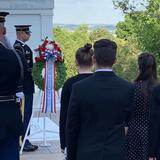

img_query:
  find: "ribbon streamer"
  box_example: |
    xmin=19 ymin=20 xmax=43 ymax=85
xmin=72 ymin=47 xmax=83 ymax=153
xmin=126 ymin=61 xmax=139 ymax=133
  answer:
xmin=42 ymin=59 xmax=56 ymax=113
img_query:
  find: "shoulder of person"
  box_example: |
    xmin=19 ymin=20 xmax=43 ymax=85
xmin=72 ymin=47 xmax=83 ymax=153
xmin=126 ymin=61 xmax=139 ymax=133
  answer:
xmin=62 ymin=75 xmax=79 ymax=88
xmin=14 ymin=42 xmax=23 ymax=49
xmin=116 ymin=75 xmax=134 ymax=88
xmin=72 ymin=75 xmax=93 ymax=88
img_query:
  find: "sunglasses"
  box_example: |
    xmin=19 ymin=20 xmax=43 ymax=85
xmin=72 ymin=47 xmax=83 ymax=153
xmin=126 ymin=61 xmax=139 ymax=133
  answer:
xmin=25 ymin=31 xmax=31 ymax=35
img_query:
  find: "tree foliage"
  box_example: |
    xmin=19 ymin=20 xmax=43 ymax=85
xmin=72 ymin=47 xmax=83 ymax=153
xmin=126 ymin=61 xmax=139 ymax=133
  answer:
xmin=54 ymin=25 xmax=91 ymax=80
xmin=113 ymin=0 xmax=160 ymax=76
xmin=54 ymin=25 xmax=139 ymax=82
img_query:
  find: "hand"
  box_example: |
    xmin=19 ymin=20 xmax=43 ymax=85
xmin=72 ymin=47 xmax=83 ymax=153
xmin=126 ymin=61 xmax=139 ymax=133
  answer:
xmin=61 ymin=149 xmax=65 ymax=153
xmin=16 ymin=92 xmax=24 ymax=98
xmin=124 ymin=127 xmax=128 ymax=135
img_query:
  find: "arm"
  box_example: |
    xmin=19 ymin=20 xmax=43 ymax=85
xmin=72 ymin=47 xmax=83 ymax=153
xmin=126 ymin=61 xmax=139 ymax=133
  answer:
xmin=66 ymin=84 xmax=80 ymax=160
xmin=14 ymin=44 xmax=31 ymax=73
xmin=149 ymin=86 xmax=160 ymax=158
xmin=124 ymin=84 xmax=135 ymax=134
xmin=59 ymin=81 xmax=70 ymax=150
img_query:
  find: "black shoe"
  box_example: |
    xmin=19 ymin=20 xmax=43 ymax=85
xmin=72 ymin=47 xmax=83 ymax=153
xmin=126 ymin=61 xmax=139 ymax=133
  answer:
xmin=30 ymin=144 xmax=38 ymax=150
xmin=27 ymin=142 xmax=39 ymax=150
xmin=23 ymin=144 xmax=38 ymax=152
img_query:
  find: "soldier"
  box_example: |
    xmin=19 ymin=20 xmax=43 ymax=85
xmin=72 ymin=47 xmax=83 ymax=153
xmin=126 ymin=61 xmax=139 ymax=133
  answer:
xmin=13 ymin=25 xmax=38 ymax=152
xmin=0 ymin=11 xmax=23 ymax=160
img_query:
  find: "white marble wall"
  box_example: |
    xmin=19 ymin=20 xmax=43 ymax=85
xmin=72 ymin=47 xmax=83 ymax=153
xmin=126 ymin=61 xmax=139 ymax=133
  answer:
xmin=0 ymin=0 xmax=54 ymax=50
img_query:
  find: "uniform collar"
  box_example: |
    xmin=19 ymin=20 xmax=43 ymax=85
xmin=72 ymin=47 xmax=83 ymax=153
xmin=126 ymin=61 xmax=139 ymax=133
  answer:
xmin=16 ymin=39 xmax=25 ymax=45
xmin=0 ymin=41 xmax=5 ymax=47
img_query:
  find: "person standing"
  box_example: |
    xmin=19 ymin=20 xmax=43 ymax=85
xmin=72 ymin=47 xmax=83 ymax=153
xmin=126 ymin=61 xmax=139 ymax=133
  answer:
xmin=66 ymin=39 xmax=134 ymax=160
xmin=60 ymin=43 xmax=93 ymax=154
xmin=126 ymin=53 xmax=158 ymax=160
xmin=13 ymin=25 xmax=38 ymax=152
xmin=149 ymin=84 xmax=160 ymax=160
xmin=0 ymin=11 xmax=23 ymax=160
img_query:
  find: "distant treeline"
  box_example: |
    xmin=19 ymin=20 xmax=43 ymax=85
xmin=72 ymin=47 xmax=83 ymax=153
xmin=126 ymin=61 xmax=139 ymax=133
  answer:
xmin=54 ymin=24 xmax=116 ymax=33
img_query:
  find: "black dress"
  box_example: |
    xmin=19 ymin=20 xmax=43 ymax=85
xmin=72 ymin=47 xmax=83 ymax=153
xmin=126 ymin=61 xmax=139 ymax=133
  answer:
xmin=59 ymin=73 xmax=92 ymax=150
xmin=126 ymin=82 xmax=150 ymax=160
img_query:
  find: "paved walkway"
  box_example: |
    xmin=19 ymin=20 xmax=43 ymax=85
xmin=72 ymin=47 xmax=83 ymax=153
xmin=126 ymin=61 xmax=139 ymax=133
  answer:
xmin=21 ymin=141 xmax=63 ymax=160
xmin=20 ymin=110 xmax=63 ymax=160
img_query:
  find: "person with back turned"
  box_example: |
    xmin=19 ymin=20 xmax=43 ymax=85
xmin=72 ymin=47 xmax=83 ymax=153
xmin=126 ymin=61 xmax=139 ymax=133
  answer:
xmin=66 ymin=39 xmax=134 ymax=160
xmin=0 ymin=11 xmax=23 ymax=160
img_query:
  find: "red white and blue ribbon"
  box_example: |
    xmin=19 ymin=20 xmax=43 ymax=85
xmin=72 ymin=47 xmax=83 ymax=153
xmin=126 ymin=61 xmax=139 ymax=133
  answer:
xmin=34 ymin=38 xmax=64 ymax=113
xmin=42 ymin=59 xmax=56 ymax=113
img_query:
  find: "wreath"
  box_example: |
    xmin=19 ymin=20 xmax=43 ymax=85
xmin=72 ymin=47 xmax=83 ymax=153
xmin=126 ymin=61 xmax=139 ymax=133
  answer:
xmin=32 ymin=38 xmax=66 ymax=91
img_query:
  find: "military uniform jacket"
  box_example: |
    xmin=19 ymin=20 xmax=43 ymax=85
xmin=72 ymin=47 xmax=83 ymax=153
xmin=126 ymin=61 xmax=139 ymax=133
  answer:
xmin=13 ymin=40 xmax=34 ymax=94
xmin=0 ymin=43 xmax=23 ymax=139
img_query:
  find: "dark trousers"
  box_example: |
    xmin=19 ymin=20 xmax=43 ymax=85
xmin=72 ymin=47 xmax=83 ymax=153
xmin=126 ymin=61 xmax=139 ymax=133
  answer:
xmin=22 ymin=93 xmax=33 ymax=146
xmin=0 ymin=136 xmax=20 ymax=160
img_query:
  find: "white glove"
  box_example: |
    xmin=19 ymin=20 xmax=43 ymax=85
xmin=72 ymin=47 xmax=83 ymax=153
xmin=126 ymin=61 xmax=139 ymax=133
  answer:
xmin=16 ymin=92 xmax=24 ymax=98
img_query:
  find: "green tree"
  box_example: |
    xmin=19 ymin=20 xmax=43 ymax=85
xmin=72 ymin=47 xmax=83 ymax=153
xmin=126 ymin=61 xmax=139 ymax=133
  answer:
xmin=54 ymin=25 xmax=140 ymax=82
xmin=113 ymin=0 xmax=160 ymax=76
xmin=89 ymin=28 xmax=115 ymax=43
xmin=54 ymin=25 xmax=91 ymax=80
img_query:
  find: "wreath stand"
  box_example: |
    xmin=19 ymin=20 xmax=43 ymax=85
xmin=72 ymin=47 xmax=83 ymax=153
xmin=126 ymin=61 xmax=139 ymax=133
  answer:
xmin=20 ymin=88 xmax=59 ymax=155
xmin=20 ymin=38 xmax=64 ymax=155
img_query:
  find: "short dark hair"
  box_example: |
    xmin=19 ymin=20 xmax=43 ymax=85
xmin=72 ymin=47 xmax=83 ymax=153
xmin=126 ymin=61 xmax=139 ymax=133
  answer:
xmin=76 ymin=43 xmax=94 ymax=67
xmin=93 ymin=39 xmax=117 ymax=67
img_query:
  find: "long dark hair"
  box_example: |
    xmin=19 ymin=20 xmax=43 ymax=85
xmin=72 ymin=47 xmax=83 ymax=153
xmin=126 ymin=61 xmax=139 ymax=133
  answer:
xmin=135 ymin=52 xmax=157 ymax=96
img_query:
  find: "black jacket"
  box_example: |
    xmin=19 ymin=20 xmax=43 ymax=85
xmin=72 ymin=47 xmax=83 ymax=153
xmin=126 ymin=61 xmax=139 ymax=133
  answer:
xmin=66 ymin=71 xmax=134 ymax=160
xmin=149 ymin=84 xmax=160 ymax=159
xmin=13 ymin=40 xmax=34 ymax=94
xmin=0 ymin=43 xmax=23 ymax=139
xmin=60 ymin=73 xmax=92 ymax=149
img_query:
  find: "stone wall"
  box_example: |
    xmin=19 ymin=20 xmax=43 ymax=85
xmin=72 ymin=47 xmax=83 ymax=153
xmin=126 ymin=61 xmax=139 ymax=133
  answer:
xmin=0 ymin=0 xmax=54 ymax=10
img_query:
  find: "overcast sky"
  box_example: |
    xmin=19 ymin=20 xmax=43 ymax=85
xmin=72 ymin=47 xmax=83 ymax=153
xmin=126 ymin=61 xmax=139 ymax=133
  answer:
xmin=54 ymin=0 xmax=124 ymax=24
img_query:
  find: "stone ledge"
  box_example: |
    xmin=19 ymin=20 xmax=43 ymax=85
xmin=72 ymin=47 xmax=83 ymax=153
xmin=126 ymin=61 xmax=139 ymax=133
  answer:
xmin=0 ymin=0 xmax=54 ymax=10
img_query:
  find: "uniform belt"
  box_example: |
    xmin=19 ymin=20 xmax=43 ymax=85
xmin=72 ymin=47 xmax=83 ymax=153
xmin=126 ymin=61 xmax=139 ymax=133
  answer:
xmin=0 ymin=95 xmax=16 ymax=102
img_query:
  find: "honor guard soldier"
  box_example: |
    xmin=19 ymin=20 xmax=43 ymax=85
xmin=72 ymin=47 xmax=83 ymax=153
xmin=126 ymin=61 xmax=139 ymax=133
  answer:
xmin=13 ymin=25 xmax=38 ymax=152
xmin=0 ymin=11 xmax=24 ymax=160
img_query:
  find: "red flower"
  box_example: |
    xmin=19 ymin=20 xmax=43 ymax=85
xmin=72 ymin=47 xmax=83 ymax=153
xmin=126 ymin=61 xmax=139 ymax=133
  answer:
xmin=35 ymin=56 xmax=45 ymax=62
xmin=57 ymin=47 xmax=61 ymax=52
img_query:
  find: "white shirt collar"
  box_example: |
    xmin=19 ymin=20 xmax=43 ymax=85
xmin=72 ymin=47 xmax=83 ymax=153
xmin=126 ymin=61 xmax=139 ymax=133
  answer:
xmin=96 ymin=68 xmax=113 ymax=72
xmin=17 ymin=39 xmax=25 ymax=45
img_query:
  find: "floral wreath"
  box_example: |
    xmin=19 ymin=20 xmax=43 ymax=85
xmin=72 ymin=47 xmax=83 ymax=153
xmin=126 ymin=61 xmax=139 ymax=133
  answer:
xmin=32 ymin=37 xmax=66 ymax=91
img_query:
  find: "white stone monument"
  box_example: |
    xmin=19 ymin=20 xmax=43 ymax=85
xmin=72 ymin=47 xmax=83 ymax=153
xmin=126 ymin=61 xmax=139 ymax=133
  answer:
xmin=0 ymin=0 xmax=54 ymax=49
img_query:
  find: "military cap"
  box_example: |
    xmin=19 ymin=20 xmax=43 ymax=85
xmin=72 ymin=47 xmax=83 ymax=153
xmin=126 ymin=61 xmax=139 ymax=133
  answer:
xmin=14 ymin=25 xmax=32 ymax=33
xmin=0 ymin=12 xmax=9 ymax=23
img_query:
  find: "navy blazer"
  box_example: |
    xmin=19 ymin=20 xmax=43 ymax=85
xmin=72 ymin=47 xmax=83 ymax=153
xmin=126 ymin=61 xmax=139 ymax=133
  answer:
xmin=66 ymin=71 xmax=134 ymax=160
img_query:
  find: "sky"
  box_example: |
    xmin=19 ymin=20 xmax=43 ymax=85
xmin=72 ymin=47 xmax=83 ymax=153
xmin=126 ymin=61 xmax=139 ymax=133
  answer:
xmin=54 ymin=0 xmax=124 ymax=25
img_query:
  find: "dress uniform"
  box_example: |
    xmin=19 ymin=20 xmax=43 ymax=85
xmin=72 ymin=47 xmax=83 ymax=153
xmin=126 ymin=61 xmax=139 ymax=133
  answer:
xmin=0 ymin=12 xmax=23 ymax=160
xmin=13 ymin=25 xmax=38 ymax=151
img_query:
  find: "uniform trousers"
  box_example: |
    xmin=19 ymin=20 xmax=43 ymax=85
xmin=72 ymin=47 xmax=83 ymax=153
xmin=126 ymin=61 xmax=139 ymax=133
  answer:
xmin=22 ymin=93 xmax=33 ymax=146
xmin=0 ymin=136 xmax=19 ymax=160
